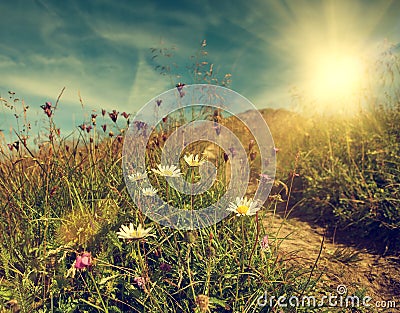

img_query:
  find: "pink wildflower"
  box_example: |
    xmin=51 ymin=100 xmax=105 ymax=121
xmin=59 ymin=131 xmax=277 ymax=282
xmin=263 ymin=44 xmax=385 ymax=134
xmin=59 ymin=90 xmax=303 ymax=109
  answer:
xmin=74 ymin=252 xmax=93 ymax=269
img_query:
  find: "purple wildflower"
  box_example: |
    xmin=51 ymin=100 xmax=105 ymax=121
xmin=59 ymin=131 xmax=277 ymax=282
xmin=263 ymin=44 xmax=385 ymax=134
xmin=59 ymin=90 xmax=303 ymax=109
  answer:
xmin=213 ymin=123 xmax=221 ymax=136
xmin=259 ymin=173 xmax=272 ymax=182
xmin=228 ymin=147 xmax=237 ymax=158
xmin=176 ymin=83 xmax=185 ymax=97
xmin=160 ymin=262 xmax=172 ymax=272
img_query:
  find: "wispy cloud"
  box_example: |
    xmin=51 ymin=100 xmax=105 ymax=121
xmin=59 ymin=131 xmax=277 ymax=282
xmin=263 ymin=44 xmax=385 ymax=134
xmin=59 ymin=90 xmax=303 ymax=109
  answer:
xmin=127 ymin=52 xmax=170 ymax=111
xmin=1 ymin=0 xmax=400 ymax=128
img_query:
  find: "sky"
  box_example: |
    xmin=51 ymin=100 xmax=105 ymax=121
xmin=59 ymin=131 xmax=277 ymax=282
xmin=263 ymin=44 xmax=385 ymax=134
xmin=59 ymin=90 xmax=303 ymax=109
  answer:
xmin=0 ymin=0 xmax=399 ymax=137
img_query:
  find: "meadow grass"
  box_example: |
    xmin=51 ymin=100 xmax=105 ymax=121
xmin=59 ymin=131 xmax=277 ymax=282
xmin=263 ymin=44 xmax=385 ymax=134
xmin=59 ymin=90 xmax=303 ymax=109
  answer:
xmin=267 ymin=102 xmax=400 ymax=253
xmin=0 ymin=41 xmax=399 ymax=312
xmin=0 ymin=91 xmax=322 ymax=312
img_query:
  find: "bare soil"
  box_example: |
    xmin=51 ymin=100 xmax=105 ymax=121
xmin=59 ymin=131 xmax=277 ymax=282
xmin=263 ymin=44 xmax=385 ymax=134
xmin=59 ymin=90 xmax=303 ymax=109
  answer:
xmin=264 ymin=213 xmax=400 ymax=311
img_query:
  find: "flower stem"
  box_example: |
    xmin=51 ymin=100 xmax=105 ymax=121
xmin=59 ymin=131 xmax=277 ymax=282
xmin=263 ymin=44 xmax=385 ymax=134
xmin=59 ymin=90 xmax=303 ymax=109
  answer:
xmin=248 ymin=211 xmax=260 ymax=266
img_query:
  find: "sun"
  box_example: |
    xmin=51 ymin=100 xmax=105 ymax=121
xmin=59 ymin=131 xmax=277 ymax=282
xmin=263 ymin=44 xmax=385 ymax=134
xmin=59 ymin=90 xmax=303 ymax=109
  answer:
xmin=307 ymin=49 xmax=365 ymax=113
xmin=264 ymin=0 xmax=395 ymax=116
xmin=312 ymin=54 xmax=362 ymax=100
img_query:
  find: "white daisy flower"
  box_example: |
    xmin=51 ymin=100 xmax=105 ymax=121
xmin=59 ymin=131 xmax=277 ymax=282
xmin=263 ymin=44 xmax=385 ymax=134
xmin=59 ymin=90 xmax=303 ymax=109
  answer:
xmin=227 ymin=197 xmax=262 ymax=216
xmin=183 ymin=153 xmax=205 ymax=167
xmin=151 ymin=164 xmax=182 ymax=177
xmin=141 ymin=186 xmax=158 ymax=196
xmin=116 ymin=223 xmax=154 ymax=240
xmin=128 ymin=172 xmax=147 ymax=182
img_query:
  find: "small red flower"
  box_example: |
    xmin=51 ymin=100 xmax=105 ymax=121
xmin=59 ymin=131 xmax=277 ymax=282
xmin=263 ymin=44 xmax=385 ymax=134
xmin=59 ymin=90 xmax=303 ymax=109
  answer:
xmin=121 ymin=112 xmax=130 ymax=119
xmin=49 ymin=186 xmax=58 ymax=197
xmin=40 ymin=101 xmax=53 ymax=117
xmin=109 ymin=110 xmax=119 ymax=123
xmin=13 ymin=141 xmax=19 ymax=151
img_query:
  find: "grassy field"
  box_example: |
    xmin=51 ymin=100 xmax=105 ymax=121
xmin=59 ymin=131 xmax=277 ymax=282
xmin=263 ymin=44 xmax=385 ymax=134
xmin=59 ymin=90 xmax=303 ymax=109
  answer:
xmin=262 ymin=104 xmax=400 ymax=253
xmin=0 ymin=44 xmax=399 ymax=313
xmin=0 ymin=89 xmax=398 ymax=312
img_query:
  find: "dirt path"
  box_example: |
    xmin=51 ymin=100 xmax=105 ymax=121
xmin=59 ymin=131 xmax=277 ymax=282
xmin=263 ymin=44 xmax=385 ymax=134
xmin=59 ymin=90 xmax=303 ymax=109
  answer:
xmin=264 ymin=213 xmax=400 ymax=309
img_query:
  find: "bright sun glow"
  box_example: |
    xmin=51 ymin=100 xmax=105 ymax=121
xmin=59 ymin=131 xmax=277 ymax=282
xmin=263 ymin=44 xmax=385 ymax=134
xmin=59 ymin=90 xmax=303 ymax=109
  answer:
xmin=275 ymin=0 xmax=382 ymax=115
xmin=302 ymin=47 xmax=367 ymax=114
xmin=311 ymin=52 xmax=363 ymax=101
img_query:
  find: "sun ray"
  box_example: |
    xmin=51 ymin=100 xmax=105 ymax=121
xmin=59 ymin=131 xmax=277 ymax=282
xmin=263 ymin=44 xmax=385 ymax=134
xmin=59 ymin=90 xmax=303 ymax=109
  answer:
xmin=263 ymin=0 xmax=396 ymax=114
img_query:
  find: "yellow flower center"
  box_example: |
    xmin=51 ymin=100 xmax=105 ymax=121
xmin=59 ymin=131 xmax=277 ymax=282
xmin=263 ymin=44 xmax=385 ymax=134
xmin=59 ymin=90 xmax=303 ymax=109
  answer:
xmin=237 ymin=205 xmax=249 ymax=215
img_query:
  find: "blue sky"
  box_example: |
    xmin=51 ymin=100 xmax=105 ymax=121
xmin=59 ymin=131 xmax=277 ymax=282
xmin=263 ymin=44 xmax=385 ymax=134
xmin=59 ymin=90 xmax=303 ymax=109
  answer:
xmin=0 ymin=0 xmax=399 ymax=136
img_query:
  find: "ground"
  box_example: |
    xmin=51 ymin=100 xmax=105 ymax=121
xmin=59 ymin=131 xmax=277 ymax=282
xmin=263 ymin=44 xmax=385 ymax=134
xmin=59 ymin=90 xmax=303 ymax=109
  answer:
xmin=265 ymin=213 xmax=400 ymax=310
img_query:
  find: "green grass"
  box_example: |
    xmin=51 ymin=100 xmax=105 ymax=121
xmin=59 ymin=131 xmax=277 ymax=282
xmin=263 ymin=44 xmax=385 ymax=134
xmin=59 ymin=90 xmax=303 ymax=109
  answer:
xmin=2 ymin=90 xmax=398 ymax=312
xmin=0 ymin=91 xmax=321 ymax=312
xmin=269 ymin=103 xmax=400 ymax=252
xmin=0 ymin=41 xmax=399 ymax=312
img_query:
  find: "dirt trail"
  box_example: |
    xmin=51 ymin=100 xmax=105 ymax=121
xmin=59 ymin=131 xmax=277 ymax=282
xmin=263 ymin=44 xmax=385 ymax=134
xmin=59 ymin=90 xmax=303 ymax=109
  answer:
xmin=264 ymin=213 xmax=400 ymax=306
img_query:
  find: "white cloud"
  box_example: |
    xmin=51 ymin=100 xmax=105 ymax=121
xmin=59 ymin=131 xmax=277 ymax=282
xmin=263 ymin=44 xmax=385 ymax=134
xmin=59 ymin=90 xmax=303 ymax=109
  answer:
xmin=0 ymin=55 xmax=16 ymax=68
